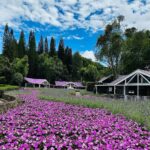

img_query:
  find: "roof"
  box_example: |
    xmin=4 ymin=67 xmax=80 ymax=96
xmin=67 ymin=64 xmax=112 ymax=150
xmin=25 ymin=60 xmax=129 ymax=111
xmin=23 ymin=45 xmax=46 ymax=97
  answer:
xmin=98 ymin=74 xmax=113 ymax=83
xmin=114 ymin=69 xmax=150 ymax=85
xmin=96 ymin=69 xmax=150 ymax=87
xmin=109 ymin=75 xmax=127 ymax=85
xmin=55 ymin=81 xmax=84 ymax=87
xmin=25 ymin=77 xmax=50 ymax=85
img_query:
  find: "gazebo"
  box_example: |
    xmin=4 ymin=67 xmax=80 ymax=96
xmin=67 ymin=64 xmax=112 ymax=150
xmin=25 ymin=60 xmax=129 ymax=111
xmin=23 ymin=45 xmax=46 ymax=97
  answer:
xmin=24 ymin=77 xmax=50 ymax=88
xmin=95 ymin=69 xmax=150 ymax=100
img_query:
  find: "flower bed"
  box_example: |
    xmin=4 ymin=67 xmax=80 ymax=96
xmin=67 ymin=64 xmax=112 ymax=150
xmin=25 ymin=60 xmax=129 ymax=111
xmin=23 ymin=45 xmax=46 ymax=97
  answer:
xmin=0 ymin=90 xmax=150 ymax=149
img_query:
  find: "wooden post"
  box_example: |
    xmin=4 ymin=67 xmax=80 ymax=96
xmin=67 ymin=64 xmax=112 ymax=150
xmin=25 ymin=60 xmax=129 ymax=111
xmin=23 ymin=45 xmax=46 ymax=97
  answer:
xmin=114 ymin=86 xmax=116 ymax=95
xmin=95 ymin=86 xmax=97 ymax=94
xmin=124 ymin=85 xmax=127 ymax=101
xmin=137 ymin=74 xmax=140 ymax=100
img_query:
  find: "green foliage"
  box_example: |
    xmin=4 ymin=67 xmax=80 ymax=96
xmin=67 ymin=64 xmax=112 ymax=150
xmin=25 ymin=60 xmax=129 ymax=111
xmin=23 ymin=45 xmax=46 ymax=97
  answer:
xmin=96 ymin=16 xmax=124 ymax=77
xmin=12 ymin=73 xmax=23 ymax=85
xmin=18 ymin=30 xmax=26 ymax=58
xmin=37 ymin=54 xmax=64 ymax=83
xmin=64 ymin=47 xmax=73 ymax=74
xmin=3 ymin=25 xmax=16 ymax=61
xmin=0 ymin=55 xmax=28 ymax=85
xmin=2 ymin=24 xmax=105 ymax=84
xmin=120 ymin=30 xmax=150 ymax=74
xmin=44 ymin=37 xmax=48 ymax=53
xmin=0 ymin=56 xmax=12 ymax=84
xmin=58 ymin=38 xmax=65 ymax=63
xmin=28 ymin=31 xmax=37 ymax=77
xmin=72 ymin=52 xmax=83 ymax=80
xmin=72 ymin=52 xmax=103 ymax=81
xmin=38 ymin=35 xmax=44 ymax=54
xmin=12 ymin=55 xmax=29 ymax=77
xmin=80 ymin=64 xmax=99 ymax=82
xmin=49 ymin=37 xmax=56 ymax=57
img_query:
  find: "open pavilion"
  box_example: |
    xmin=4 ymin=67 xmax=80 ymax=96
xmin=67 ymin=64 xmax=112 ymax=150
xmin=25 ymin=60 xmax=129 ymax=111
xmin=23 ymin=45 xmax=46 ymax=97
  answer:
xmin=24 ymin=77 xmax=50 ymax=88
xmin=95 ymin=69 xmax=150 ymax=100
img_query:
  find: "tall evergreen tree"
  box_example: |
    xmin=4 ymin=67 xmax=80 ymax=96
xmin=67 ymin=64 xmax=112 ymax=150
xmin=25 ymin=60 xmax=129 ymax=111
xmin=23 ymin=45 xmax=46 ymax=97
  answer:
xmin=38 ymin=35 xmax=44 ymax=54
xmin=28 ymin=30 xmax=37 ymax=77
xmin=50 ymin=37 xmax=56 ymax=57
xmin=11 ymin=38 xmax=18 ymax=59
xmin=18 ymin=30 xmax=26 ymax=58
xmin=65 ymin=47 xmax=72 ymax=74
xmin=9 ymin=29 xmax=17 ymax=61
xmin=58 ymin=38 xmax=65 ymax=63
xmin=3 ymin=24 xmax=12 ymax=60
xmin=44 ymin=37 xmax=48 ymax=53
xmin=67 ymin=48 xmax=73 ymax=74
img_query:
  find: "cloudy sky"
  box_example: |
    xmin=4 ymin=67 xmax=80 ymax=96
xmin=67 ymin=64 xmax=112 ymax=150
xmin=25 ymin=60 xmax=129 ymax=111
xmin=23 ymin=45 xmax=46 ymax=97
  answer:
xmin=0 ymin=0 xmax=149 ymax=61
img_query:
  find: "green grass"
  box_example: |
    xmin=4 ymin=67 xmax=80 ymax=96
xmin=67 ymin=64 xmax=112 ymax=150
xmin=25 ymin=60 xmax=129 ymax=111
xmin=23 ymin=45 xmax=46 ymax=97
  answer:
xmin=39 ymin=88 xmax=150 ymax=129
xmin=0 ymin=84 xmax=19 ymax=91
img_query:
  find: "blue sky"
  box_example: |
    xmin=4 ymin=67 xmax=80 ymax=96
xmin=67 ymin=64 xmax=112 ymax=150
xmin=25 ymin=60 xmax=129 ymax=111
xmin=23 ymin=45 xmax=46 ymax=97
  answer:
xmin=0 ymin=0 xmax=149 ymax=61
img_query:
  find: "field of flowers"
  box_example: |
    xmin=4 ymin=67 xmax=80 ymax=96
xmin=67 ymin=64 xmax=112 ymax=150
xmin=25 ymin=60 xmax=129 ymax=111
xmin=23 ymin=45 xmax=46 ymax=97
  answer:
xmin=40 ymin=88 xmax=150 ymax=129
xmin=0 ymin=89 xmax=150 ymax=149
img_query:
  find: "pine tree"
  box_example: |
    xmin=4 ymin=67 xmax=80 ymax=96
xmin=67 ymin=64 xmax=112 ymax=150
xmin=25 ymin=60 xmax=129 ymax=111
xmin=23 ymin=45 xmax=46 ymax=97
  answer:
xmin=28 ymin=30 xmax=37 ymax=77
xmin=38 ymin=35 xmax=44 ymax=54
xmin=3 ymin=24 xmax=12 ymax=60
xmin=44 ymin=37 xmax=48 ymax=53
xmin=11 ymin=38 xmax=18 ymax=59
xmin=50 ymin=37 xmax=56 ymax=57
xmin=18 ymin=30 xmax=26 ymax=58
xmin=9 ymin=29 xmax=16 ymax=61
xmin=65 ymin=47 xmax=72 ymax=74
xmin=58 ymin=38 xmax=65 ymax=63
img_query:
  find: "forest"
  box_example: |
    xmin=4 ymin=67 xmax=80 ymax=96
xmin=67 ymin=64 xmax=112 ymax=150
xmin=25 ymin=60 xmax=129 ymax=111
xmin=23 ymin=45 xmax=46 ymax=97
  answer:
xmin=1 ymin=15 xmax=150 ymax=86
xmin=0 ymin=24 xmax=104 ymax=85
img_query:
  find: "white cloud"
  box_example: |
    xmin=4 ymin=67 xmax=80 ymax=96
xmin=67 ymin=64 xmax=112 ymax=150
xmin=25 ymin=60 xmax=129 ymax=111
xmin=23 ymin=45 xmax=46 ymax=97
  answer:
xmin=81 ymin=50 xmax=97 ymax=62
xmin=65 ymin=35 xmax=84 ymax=40
xmin=0 ymin=0 xmax=150 ymax=32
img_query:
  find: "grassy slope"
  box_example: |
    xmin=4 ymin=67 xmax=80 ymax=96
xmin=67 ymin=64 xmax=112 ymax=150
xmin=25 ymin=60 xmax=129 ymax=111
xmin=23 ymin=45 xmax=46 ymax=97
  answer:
xmin=39 ymin=88 xmax=150 ymax=129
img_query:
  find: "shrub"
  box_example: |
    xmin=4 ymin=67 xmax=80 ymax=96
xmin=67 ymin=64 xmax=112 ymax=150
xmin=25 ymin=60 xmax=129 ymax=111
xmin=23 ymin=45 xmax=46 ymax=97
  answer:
xmin=12 ymin=73 xmax=23 ymax=86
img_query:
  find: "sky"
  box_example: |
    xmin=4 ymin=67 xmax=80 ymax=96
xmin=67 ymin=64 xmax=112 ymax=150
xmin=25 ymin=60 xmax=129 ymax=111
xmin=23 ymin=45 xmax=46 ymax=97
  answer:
xmin=0 ymin=0 xmax=149 ymax=61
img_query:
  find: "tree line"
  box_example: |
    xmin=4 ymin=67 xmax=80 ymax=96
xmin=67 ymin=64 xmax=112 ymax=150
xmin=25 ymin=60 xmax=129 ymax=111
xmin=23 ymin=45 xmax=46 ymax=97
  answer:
xmin=96 ymin=16 xmax=150 ymax=79
xmin=0 ymin=24 xmax=104 ymax=85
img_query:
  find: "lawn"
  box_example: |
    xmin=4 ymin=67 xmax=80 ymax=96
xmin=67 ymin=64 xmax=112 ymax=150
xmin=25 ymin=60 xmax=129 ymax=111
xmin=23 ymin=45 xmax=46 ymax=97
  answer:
xmin=40 ymin=88 xmax=150 ymax=129
xmin=0 ymin=89 xmax=149 ymax=149
xmin=0 ymin=84 xmax=19 ymax=91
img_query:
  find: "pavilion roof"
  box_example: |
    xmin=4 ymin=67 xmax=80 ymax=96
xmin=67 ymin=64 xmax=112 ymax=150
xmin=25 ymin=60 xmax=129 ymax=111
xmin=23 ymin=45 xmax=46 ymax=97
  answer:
xmin=25 ymin=77 xmax=50 ymax=85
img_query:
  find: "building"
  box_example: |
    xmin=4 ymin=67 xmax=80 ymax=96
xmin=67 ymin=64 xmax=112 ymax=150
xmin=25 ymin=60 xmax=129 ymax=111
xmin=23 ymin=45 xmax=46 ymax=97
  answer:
xmin=95 ymin=69 xmax=150 ymax=99
xmin=24 ymin=77 xmax=50 ymax=88
xmin=55 ymin=81 xmax=85 ymax=89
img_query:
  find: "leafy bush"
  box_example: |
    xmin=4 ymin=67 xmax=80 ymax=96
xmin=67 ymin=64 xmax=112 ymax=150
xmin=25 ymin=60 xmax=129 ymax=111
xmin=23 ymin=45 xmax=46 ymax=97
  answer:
xmin=12 ymin=73 xmax=23 ymax=85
